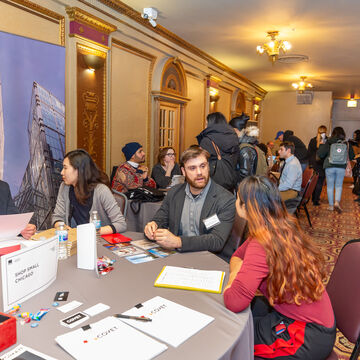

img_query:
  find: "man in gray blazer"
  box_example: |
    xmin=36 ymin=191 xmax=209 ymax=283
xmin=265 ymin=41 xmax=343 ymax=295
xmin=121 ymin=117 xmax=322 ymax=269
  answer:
xmin=144 ymin=146 xmax=235 ymax=254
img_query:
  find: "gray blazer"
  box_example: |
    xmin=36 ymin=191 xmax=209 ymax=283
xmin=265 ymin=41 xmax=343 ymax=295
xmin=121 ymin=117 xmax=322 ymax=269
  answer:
xmin=152 ymin=180 xmax=235 ymax=253
xmin=0 ymin=180 xmax=19 ymax=215
xmin=52 ymin=183 xmax=127 ymax=233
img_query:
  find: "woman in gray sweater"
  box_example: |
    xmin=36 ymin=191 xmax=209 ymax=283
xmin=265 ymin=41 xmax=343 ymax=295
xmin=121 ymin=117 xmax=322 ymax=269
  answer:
xmin=52 ymin=149 xmax=126 ymax=234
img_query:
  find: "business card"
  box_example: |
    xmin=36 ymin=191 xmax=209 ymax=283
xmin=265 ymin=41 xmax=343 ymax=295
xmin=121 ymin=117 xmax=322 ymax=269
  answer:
xmin=60 ymin=312 xmax=89 ymax=328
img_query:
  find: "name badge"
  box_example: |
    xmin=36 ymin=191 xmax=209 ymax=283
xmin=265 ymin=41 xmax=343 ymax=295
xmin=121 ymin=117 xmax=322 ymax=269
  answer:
xmin=203 ymin=214 xmax=221 ymax=230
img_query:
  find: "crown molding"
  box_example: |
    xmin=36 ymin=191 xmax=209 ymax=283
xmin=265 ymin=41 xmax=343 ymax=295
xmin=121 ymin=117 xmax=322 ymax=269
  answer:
xmin=66 ymin=6 xmax=117 ymax=34
xmin=96 ymin=0 xmax=266 ymax=95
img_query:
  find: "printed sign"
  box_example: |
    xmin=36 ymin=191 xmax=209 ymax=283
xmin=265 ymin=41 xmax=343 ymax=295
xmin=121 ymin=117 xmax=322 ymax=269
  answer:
xmin=1 ymin=237 xmax=58 ymax=311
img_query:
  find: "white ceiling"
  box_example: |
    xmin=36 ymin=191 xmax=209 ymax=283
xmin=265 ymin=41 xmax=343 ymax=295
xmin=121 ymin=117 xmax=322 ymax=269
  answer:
xmin=123 ymin=0 xmax=360 ymax=99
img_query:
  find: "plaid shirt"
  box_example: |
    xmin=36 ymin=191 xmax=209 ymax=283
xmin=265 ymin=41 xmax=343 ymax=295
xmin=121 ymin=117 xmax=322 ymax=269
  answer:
xmin=111 ymin=162 xmax=156 ymax=193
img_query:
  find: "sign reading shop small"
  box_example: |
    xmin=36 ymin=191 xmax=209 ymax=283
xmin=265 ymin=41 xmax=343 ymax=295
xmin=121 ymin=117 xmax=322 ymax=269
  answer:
xmin=1 ymin=237 xmax=58 ymax=312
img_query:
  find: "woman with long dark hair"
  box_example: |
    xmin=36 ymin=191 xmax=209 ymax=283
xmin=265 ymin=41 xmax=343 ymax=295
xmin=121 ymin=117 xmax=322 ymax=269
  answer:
xmin=317 ymin=126 xmax=354 ymax=212
xmin=224 ymin=176 xmax=335 ymax=359
xmin=52 ymin=149 xmax=126 ymax=234
xmin=307 ymin=125 xmax=327 ymax=205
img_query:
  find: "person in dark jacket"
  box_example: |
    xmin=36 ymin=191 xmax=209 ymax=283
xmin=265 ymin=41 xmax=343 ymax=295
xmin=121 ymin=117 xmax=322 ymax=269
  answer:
xmin=196 ymin=112 xmax=239 ymax=191
xmin=308 ymin=125 xmax=328 ymax=205
xmin=151 ymin=147 xmax=181 ymax=188
xmin=237 ymin=126 xmax=263 ymax=183
xmin=317 ymin=127 xmax=354 ymax=213
xmin=283 ymin=130 xmax=308 ymax=172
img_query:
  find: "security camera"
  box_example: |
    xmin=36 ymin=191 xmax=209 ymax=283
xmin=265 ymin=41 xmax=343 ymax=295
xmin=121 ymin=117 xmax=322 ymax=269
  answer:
xmin=141 ymin=7 xmax=158 ymax=27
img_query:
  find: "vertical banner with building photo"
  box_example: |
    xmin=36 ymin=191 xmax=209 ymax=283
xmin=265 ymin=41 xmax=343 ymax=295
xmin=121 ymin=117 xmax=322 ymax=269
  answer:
xmin=0 ymin=31 xmax=65 ymax=230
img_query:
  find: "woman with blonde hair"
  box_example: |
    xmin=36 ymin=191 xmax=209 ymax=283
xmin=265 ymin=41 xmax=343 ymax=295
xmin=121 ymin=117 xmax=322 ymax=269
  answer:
xmin=224 ymin=176 xmax=335 ymax=359
xmin=307 ymin=125 xmax=327 ymax=205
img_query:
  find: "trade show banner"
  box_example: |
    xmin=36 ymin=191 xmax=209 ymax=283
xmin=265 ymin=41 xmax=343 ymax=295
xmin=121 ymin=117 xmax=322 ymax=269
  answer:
xmin=0 ymin=31 xmax=65 ymax=229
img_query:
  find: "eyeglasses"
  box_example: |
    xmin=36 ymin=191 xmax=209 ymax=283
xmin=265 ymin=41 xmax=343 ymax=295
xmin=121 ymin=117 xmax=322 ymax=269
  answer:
xmin=166 ymin=153 xmax=176 ymax=157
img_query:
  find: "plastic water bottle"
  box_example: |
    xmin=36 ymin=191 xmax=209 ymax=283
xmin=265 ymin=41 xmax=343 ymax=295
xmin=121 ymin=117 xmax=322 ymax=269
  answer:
xmin=91 ymin=210 xmax=101 ymax=243
xmin=57 ymin=222 xmax=68 ymax=260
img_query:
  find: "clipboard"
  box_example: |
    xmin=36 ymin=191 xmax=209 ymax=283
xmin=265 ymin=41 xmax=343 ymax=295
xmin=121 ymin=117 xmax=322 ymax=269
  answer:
xmin=154 ymin=266 xmax=225 ymax=293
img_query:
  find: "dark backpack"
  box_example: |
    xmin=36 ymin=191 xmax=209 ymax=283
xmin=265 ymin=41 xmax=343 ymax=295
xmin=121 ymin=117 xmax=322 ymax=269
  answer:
xmin=209 ymin=141 xmax=237 ymax=192
xmin=329 ymin=141 xmax=348 ymax=165
xmin=125 ymin=186 xmax=165 ymax=214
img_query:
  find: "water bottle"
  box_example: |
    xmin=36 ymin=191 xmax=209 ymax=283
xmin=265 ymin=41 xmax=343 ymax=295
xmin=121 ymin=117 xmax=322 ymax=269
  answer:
xmin=57 ymin=222 xmax=68 ymax=260
xmin=91 ymin=210 xmax=101 ymax=243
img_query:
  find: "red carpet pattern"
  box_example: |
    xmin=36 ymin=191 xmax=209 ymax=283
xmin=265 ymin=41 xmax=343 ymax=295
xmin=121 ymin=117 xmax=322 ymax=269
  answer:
xmin=297 ymin=180 xmax=359 ymax=359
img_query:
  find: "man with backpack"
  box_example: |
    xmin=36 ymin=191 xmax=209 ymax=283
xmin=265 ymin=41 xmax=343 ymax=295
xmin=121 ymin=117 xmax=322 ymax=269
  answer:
xmin=236 ymin=126 xmax=268 ymax=184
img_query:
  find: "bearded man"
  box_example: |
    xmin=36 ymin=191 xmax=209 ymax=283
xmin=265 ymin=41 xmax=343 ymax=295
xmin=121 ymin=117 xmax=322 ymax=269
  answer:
xmin=144 ymin=146 xmax=235 ymax=254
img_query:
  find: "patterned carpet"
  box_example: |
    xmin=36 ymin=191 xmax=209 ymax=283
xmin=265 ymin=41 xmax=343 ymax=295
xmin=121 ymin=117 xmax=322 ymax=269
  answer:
xmin=297 ymin=178 xmax=359 ymax=359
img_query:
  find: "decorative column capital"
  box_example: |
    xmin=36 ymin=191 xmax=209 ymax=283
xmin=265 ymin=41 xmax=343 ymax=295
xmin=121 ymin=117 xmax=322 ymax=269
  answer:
xmin=66 ymin=6 xmax=117 ymax=47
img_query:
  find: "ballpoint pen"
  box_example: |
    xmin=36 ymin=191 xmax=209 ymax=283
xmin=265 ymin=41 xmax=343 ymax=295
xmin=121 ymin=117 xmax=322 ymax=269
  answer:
xmin=114 ymin=314 xmax=152 ymax=322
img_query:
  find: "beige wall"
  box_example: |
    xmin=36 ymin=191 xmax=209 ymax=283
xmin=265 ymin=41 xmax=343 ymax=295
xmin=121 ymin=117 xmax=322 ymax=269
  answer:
xmin=110 ymin=44 xmax=152 ymax=167
xmin=261 ymin=91 xmax=332 ymax=145
xmin=217 ymin=86 xmax=232 ymax=120
xmin=0 ymin=2 xmax=62 ymax=46
xmin=184 ymin=75 xmax=205 ymax=148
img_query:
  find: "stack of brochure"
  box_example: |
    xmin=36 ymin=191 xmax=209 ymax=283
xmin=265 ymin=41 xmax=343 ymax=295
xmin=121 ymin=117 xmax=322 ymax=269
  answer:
xmin=103 ymin=239 xmax=175 ymax=264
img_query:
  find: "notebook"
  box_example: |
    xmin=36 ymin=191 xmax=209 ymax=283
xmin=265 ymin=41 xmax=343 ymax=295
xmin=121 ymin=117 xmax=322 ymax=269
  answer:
xmin=119 ymin=296 xmax=214 ymax=347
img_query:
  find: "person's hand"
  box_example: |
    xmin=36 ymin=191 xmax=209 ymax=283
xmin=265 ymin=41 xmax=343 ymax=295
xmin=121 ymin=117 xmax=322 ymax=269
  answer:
xmin=20 ymin=224 xmax=36 ymax=240
xmin=165 ymin=159 xmax=175 ymax=173
xmin=144 ymin=221 xmax=158 ymax=240
xmin=138 ymin=165 xmax=148 ymax=179
xmin=154 ymin=229 xmax=181 ymax=249
xmin=224 ymin=258 xmax=243 ymax=292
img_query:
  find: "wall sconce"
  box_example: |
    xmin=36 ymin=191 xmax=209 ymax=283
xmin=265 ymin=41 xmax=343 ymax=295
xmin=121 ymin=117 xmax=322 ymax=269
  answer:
xmin=347 ymin=93 xmax=357 ymax=108
xmin=209 ymin=87 xmax=220 ymax=103
xmin=83 ymin=54 xmax=104 ymax=72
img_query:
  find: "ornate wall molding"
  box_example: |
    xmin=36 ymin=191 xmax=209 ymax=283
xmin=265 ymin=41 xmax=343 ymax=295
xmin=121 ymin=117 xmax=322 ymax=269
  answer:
xmin=76 ymin=43 xmax=107 ymax=170
xmin=1 ymin=0 xmax=65 ymax=45
xmin=66 ymin=6 xmax=116 ymax=47
xmin=66 ymin=6 xmax=117 ymax=34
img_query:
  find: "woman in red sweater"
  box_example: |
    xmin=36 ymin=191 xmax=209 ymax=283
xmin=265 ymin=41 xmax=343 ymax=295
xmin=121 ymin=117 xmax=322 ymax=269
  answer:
xmin=224 ymin=176 xmax=335 ymax=359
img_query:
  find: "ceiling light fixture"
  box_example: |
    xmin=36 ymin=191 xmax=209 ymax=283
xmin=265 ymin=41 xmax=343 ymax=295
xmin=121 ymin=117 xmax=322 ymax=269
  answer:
xmin=256 ymin=31 xmax=291 ymax=63
xmin=292 ymin=76 xmax=313 ymax=93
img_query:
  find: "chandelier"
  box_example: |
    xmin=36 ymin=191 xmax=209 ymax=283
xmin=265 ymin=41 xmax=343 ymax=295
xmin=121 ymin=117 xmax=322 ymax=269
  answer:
xmin=292 ymin=76 xmax=313 ymax=93
xmin=256 ymin=31 xmax=291 ymax=63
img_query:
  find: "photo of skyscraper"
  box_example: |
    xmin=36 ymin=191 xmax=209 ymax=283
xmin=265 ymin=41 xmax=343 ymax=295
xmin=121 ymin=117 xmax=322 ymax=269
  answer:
xmin=0 ymin=30 xmax=65 ymax=228
xmin=14 ymin=82 xmax=65 ymax=229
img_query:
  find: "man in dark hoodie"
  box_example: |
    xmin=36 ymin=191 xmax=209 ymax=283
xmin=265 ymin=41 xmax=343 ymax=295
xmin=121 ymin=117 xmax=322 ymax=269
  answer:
xmin=197 ymin=112 xmax=239 ymax=191
xmin=283 ymin=130 xmax=309 ymax=172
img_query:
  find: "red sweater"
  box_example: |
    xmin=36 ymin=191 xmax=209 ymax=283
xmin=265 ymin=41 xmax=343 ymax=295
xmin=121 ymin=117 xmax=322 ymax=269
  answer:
xmin=111 ymin=162 xmax=156 ymax=193
xmin=224 ymin=239 xmax=334 ymax=328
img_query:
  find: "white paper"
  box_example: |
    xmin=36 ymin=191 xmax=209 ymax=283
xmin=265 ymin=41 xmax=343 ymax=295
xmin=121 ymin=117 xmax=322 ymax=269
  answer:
xmin=1 ymin=237 xmax=58 ymax=312
xmin=0 ymin=212 xmax=33 ymax=239
xmin=83 ymin=303 xmax=110 ymax=316
xmin=120 ymin=296 xmax=214 ymax=347
xmin=57 ymin=300 xmax=83 ymax=313
xmin=55 ymin=316 xmax=167 ymax=360
xmin=155 ymin=266 xmax=225 ymax=293
xmin=77 ymin=223 xmax=97 ymax=271
xmin=0 ymin=344 xmax=57 ymax=359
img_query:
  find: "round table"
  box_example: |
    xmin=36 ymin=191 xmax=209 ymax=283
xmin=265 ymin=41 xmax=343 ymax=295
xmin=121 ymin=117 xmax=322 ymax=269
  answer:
xmin=4 ymin=232 xmax=253 ymax=359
